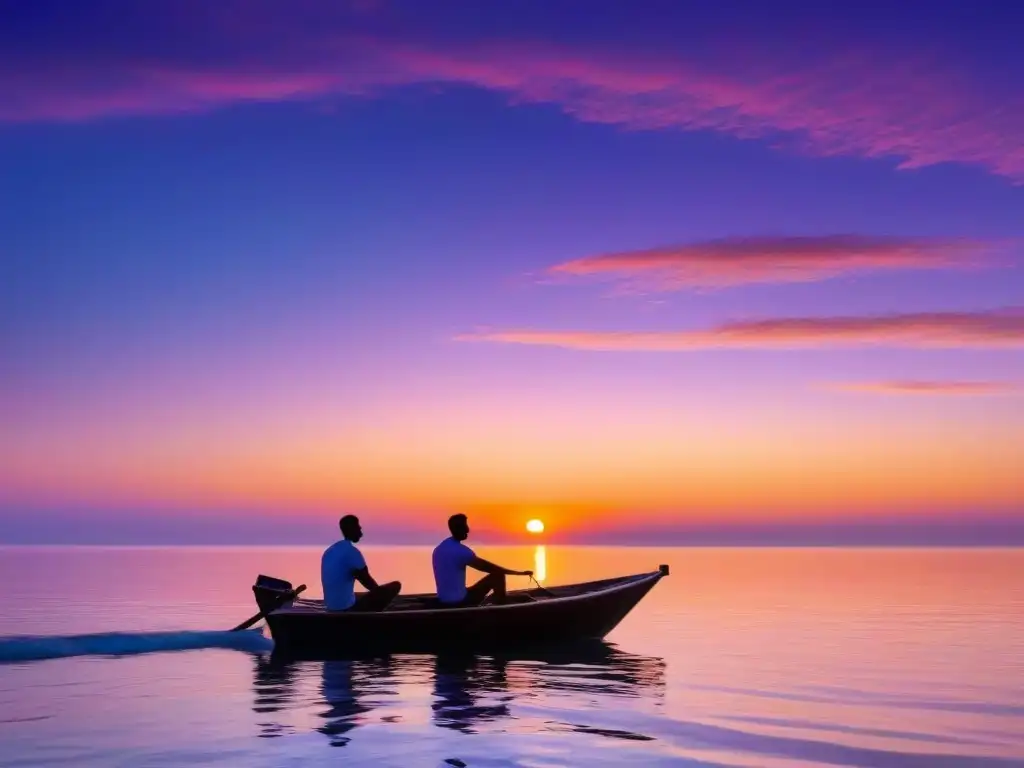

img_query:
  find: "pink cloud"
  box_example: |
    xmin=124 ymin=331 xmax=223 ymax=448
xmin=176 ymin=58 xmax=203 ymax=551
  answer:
xmin=377 ymin=42 xmax=1024 ymax=181
xmin=547 ymin=235 xmax=999 ymax=291
xmin=457 ymin=308 xmax=1024 ymax=351
xmin=0 ymin=70 xmax=347 ymax=122
xmin=1 ymin=19 xmax=1023 ymax=181
xmin=825 ymin=380 xmax=1022 ymax=396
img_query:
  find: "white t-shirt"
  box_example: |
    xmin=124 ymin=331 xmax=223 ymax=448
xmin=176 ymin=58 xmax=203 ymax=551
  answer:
xmin=321 ymin=540 xmax=366 ymax=611
xmin=432 ymin=537 xmax=476 ymax=604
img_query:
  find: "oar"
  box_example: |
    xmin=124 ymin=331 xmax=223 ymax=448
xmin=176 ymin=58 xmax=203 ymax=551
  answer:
xmin=230 ymin=584 xmax=306 ymax=632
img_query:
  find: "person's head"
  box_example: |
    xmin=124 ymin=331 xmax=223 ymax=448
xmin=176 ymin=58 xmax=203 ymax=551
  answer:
xmin=339 ymin=514 xmax=362 ymax=543
xmin=447 ymin=513 xmax=469 ymax=541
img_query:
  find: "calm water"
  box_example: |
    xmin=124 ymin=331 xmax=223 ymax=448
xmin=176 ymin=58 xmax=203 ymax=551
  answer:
xmin=0 ymin=546 xmax=1022 ymax=767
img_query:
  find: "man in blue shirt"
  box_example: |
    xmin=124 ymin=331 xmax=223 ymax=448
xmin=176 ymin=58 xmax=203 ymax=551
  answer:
xmin=432 ymin=513 xmax=532 ymax=606
xmin=322 ymin=515 xmax=401 ymax=612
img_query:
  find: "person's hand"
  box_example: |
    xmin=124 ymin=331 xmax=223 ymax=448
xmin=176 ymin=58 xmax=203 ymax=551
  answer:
xmin=521 ymin=569 xmax=534 ymax=577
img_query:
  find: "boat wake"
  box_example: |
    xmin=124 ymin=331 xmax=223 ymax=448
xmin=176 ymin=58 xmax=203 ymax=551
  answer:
xmin=0 ymin=628 xmax=273 ymax=663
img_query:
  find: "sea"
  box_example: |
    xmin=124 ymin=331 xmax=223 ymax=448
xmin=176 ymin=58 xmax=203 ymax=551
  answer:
xmin=0 ymin=546 xmax=1021 ymax=767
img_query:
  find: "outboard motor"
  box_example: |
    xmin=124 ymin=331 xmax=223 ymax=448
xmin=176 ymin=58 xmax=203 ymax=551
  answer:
xmin=253 ymin=574 xmax=297 ymax=614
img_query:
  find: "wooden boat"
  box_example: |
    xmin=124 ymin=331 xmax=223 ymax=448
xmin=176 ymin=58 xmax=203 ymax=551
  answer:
xmin=251 ymin=565 xmax=668 ymax=657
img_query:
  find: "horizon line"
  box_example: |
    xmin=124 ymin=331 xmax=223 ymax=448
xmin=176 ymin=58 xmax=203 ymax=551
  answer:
xmin=3 ymin=541 xmax=1023 ymax=549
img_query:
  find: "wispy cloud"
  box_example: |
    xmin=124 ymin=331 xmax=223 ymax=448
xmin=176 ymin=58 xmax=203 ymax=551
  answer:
xmin=381 ymin=44 xmax=1024 ymax=183
xmin=547 ymin=235 xmax=998 ymax=291
xmin=1 ymin=5 xmax=1023 ymax=180
xmin=825 ymin=380 xmax=1023 ymax=396
xmin=457 ymin=308 xmax=1024 ymax=351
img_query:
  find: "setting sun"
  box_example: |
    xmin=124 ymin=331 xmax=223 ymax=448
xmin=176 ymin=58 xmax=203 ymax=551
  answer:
xmin=526 ymin=519 xmax=545 ymax=534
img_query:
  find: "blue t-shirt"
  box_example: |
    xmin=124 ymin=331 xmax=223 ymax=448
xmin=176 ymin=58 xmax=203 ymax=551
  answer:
xmin=321 ymin=540 xmax=366 ymax=610
xmin=432 ymin=537 xmax=476 ymax=604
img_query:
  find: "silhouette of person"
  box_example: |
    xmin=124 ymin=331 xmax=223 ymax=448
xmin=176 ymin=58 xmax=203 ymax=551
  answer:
xmin=432 ymin=514 xmax=532 ymax=606
xmin=322 ymin=515 xmax=401 ymax=612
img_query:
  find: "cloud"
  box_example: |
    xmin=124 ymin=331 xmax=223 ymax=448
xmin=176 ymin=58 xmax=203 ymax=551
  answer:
xmin=382 ymin=43 xmax=1024 ymax=182
xmin=457 ymin=308 xmax=1024 ymax=351
xmin=1 ymin=5 xmax=1023 ymax=181
xmin=547 ymin=235 xmax=999 ymax=291
xmin=825 ymin=380 xmax=1023 ymax=396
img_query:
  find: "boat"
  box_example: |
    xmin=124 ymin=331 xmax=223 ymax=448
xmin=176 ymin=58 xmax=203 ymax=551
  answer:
xmin=250 ymin=565 xmax=668 ymax=657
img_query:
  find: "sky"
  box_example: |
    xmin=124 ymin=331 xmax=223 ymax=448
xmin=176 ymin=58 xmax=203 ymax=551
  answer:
xmin=1 ymin=0 xmax=1022 ymax=544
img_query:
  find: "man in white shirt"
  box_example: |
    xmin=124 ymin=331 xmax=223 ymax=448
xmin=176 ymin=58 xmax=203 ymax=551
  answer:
xmin=322 ymin=515 xmax=401 ymax=612
xmin=432 ymin=513 xmax=532 ymax=606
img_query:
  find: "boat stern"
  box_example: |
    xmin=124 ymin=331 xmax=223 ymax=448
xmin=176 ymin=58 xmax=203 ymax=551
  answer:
xmin=253 ymin=574 xmax=297 ymax=614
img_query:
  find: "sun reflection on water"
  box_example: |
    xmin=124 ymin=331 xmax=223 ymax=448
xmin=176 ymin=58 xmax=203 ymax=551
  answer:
xmin=534 ymin=545 xmax=546 ymax=583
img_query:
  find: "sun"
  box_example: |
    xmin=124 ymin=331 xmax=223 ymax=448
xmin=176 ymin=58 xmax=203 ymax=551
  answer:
xmin=525 ymin=519 xmax=545 ymax=534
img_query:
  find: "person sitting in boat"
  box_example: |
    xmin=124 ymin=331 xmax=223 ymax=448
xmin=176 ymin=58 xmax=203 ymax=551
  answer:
xmin=432 ymin=513 xmax=532 ymax=606
xmin=322 ymin=515 xmax=401 ymax=612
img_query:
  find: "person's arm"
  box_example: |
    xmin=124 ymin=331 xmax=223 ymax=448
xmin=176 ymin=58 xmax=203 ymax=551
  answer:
xmin=467 ymin=555 xmax=531 ymax=577
xmin=353 ymin=566 xmax=380 ymax=591
xmin=351 ymin=549 xmax=379 ymax=591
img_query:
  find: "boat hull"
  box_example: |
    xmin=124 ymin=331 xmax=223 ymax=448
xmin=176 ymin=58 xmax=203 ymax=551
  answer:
xmin=261 ymin=569 xmax=666 ymax=657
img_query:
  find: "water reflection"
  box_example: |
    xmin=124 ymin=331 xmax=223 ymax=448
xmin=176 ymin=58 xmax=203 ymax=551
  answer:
xmin=534 ymin=545 xmax=546 ymax=583
xmin=251 ymin=655 xmax=299 ymax=739
xmin=507 ymin=643 xmax=667 ymax=700
xmin=318 ymin=656 xmax=396 ymax=747
xmin=431 ymin=654 xmax=513 ymax=733
xmin=251 ymin=643 xmax=665 ymax=746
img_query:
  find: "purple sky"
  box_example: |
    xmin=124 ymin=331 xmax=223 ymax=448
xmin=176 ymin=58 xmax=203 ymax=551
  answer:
xmin=1 ymin=0 xmax=1022 ymax=544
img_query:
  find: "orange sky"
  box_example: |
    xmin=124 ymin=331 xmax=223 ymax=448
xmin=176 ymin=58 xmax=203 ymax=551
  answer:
xmin=3 ymin=387 xmax=1020 ymax=538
